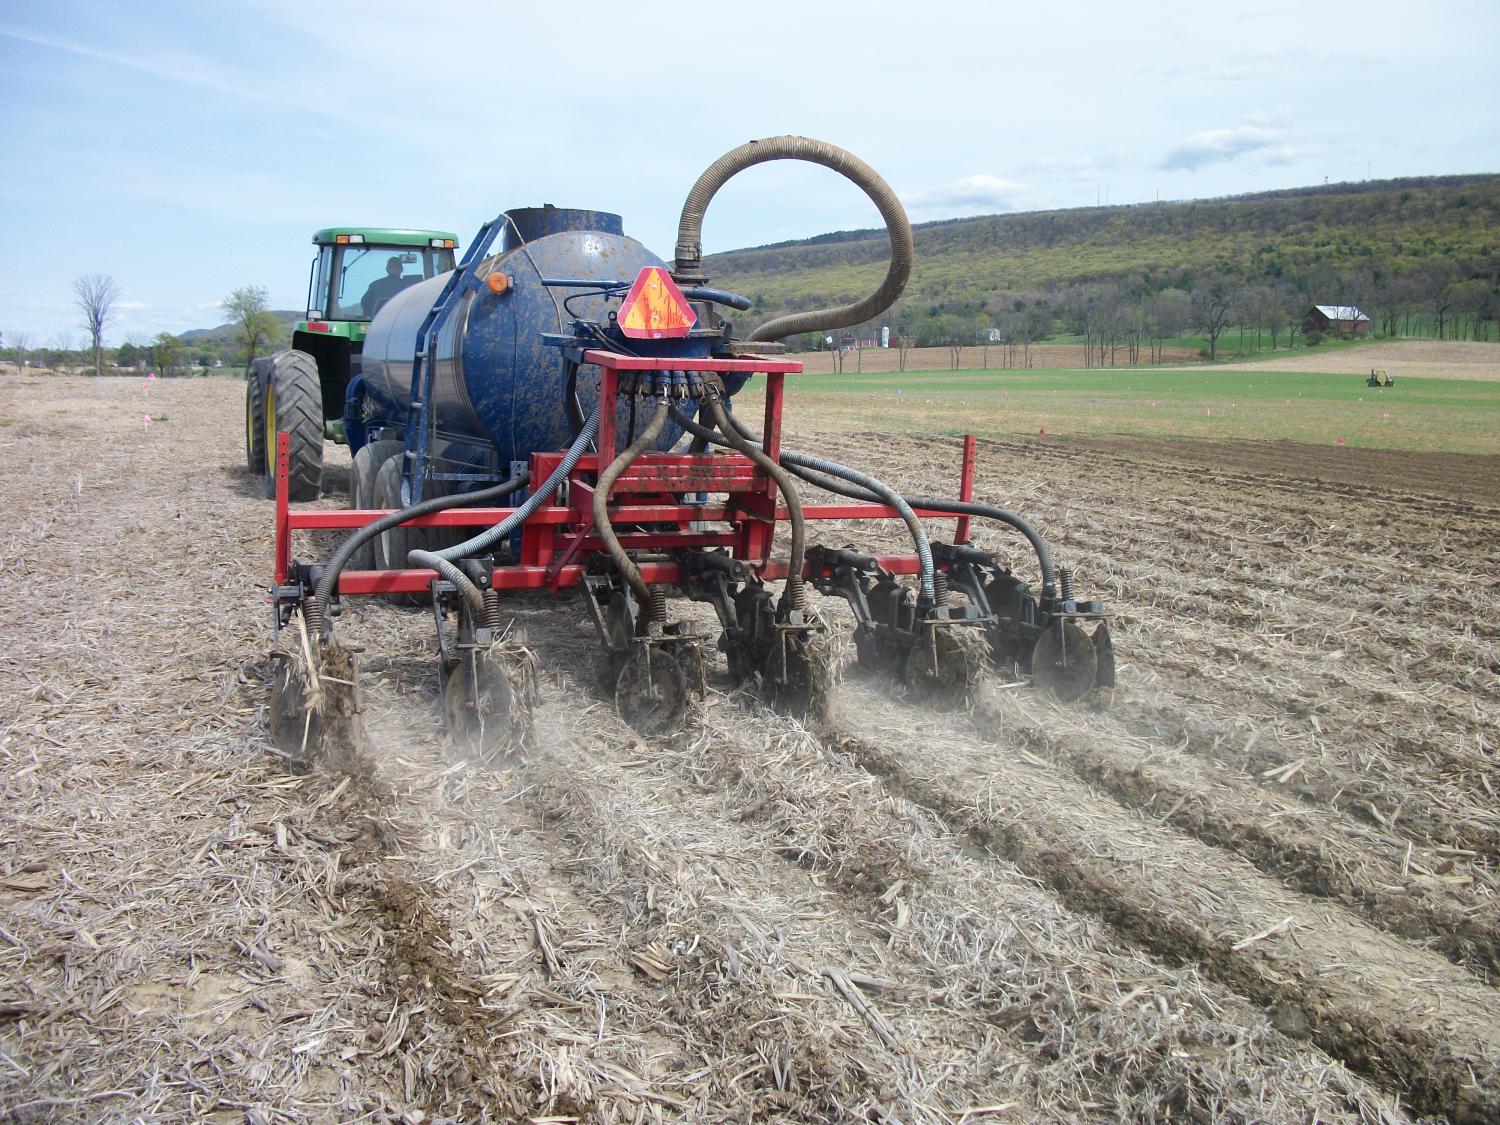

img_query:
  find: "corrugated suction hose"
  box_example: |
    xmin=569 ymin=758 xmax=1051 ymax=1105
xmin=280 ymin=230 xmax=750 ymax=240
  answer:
xmin=672 ymin=136 xmax=913 ymax=342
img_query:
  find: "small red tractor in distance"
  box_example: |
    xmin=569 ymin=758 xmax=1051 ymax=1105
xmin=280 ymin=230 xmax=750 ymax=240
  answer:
xmin=244 ymin=227 xmax=459 ymax=500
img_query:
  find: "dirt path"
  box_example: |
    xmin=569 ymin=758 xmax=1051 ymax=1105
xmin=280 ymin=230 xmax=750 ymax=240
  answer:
xmin=3 ymin=375 xmax=1496 ymax=1121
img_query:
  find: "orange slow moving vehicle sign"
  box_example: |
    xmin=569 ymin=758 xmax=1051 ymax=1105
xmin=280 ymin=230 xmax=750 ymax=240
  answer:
xmin=617 ymin=266 xmax=697 ymax=339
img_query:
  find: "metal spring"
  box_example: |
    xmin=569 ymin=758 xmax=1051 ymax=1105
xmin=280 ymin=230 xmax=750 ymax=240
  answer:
xmin=786 ymin=574 xmax=809 ymax=611
xmin=1058 ymin=566 xmax=1074 ymax=600
xmin=482 ymin=587 xmax=503 ymax=631
xmin=302 ymin=599 xmax=326 ymax=639
xmin=649 ymin=585 xmax=668 ymax=623
xmin=932 ymin=571 xmax=949 ymax=606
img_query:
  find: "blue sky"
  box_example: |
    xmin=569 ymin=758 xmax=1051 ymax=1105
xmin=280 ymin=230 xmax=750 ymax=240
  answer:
xmin=2 ymin=0 xmax=1495 ymax=346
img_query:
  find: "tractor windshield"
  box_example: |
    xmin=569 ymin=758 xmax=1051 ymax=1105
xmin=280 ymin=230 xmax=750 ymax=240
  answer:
xmin=310 ymin=244 xmax=456 ymax=321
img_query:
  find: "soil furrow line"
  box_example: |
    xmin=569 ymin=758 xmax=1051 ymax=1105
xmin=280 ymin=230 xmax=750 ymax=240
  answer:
xmin=820 ymin=693 xmax=1500 ymax=1123
xmin=509 ymin=711 xmax=1034 ymax=1122
xmin=963 ymin=685 xmax=1499 ymax=977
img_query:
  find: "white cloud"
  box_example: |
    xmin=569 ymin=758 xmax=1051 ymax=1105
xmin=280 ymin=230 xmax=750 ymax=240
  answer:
xmin=902 ymin=174 xmax=1029 ymax=219
xmin=1159 ymin=125 xmax=1289 ymax=171
xmin=117 ymin=300 xmax=147 ymax=310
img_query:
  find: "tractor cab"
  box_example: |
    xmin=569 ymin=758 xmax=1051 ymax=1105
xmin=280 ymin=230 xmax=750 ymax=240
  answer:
xmin=306 ymin=229 xmax=458 ymax=324
xmin=288 ymin=228 xmax=459 ymax=447
xmin=245 ymin=226 xmax=458 ymax=501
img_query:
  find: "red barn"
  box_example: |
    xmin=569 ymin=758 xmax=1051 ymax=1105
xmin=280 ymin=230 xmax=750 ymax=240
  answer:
xmin=1302 ymin=305 xmax=1371 ymax=338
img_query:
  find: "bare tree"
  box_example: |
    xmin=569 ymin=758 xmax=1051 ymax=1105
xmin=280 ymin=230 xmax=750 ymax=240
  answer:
xmin=8 ymin=330 xmax=28 ymax=373
xmin=73 ymin=274 xmax=120 ymax=377
xmin=1191 ymin=282 xmax=1234 ymax=362
xmin=222 ymin=285 xmax=283 ymax=373
xmin=49 ymin=332 xmax=78 ymax=376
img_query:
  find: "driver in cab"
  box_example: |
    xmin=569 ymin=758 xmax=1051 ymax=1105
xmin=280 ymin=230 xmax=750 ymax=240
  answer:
xmin=362 ymin=256 xmax=417 ymax=318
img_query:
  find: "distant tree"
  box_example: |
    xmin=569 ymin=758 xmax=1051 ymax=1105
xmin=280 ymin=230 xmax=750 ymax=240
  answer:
xmin=116 ymin=341 xmax=144 ymax=369
xmin=222 ymin=285 xmax=281 ymax=372
xmin=48 ymin=333 xmax=78 ymax=375
xmin=151 ymin=331 xmax=184 ymax=377
xmin=1145 ymin=288 xmax=1190 ymax=362
xmin=73 ymin=273 xmax=120 ymax=377
xmin=1452 ymin=277 xmax=1499 ymax=341
xmin=1191 ymin=282 xmax=1235 ymax=361
xmin=8 ymin=330 xmax=28 ymax=372
xmin=1420 ymin=262 xmax=1460 ymax=339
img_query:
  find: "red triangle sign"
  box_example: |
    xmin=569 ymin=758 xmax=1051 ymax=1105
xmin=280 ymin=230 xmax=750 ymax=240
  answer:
xmin=617 ymin=266 xmax=697 ymax=339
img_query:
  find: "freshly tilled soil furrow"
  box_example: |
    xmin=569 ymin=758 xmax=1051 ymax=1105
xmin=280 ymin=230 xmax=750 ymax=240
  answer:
xmin=509 ymin=715 xmax=1034 ymax=1122
xmin=823 ymin=693 xmax=1500 ymax=1123
xmin=691 ymin=692 xmax=1408 ymax=1123
xmin=964 ymin=686 xmax=1500 ymax=977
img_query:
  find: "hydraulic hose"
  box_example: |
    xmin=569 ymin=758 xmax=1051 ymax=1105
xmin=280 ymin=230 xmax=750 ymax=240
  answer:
xmin=701 ymin=395 xmax=809 ymax=610
xmin=592 ymin=398 xmax=669 ymax=608
xmin=686 ymin=406 xmax=1055 ymax=598
xmin=311 ymin=470 xmax=531 ymax=613
xmin=431 ymin=410 xmax=600 ymax=562
xmin=405 ymin=549 xmax=488 ymax=617
xmin=891 ymin=496 xmax=1057 ymax=597
xmin=407 ymin=410 xmax=603 ymax=613
xmin=672 ymin=136 xmax=913 ymax=343
xmin=682 ymin=406 xmax=935 ymax=603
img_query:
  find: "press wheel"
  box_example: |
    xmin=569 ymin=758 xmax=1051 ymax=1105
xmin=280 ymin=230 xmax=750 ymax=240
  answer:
xmin=444 ymin=648 xmax=525 ymax=763
xmin=614 ymin=648 xmax=688 ymax=738
xmin=1031 ymin=621 xmax=1098 ymax=702
xmin=903 ymin=625 xmax=987 ymax=705
xmin=771 ymin=632 xmax=834 ymax=722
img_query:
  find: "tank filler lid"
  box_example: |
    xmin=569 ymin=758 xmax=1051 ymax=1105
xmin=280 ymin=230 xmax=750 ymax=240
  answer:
xmin=616 ymin=266 xmax=697 ymax=340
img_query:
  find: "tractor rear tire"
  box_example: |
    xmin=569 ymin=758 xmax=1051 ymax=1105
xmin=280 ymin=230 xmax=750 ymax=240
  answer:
xmin=373 ymin=454 xmax=435 ymax=604
xmin=349 ymin=439 xmax=404 ymax=572
xmin=244 ymin=359 xmax=269 ymax=475
xmin=263 ymin=350 xmax=324 ymax=502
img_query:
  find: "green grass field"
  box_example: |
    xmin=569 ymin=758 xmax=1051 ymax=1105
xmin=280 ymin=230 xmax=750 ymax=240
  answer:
xmin=746 ymin=368 xmax=1500 ymax=455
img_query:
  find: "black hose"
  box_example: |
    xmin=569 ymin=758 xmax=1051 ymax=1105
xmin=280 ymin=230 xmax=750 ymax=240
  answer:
xmin=593 ymin=398 xmax=669 ymax=608
xmin=311 ymin=469 xmax=530 ymax=611
xmin=702 ymin=396 xmax=808 ymax=610
xmin=678 ymin=405 xmax=933 ymax=601
xmin=672 ymin=136 xmax=912 ymax=343
xmin=700 ymin=407 xmax=1058 ymax=598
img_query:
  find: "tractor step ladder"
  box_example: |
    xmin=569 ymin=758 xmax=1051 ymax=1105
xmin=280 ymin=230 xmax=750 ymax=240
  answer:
xmin=401 ymin=214 xmax=509 ymax=503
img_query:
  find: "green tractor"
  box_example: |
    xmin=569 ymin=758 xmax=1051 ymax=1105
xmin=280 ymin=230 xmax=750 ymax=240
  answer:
xmin=244 ymin=227 xmax=459 ymax=500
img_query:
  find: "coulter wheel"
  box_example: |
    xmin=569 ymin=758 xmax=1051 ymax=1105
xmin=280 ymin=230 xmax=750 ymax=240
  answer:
xmin=268 ymin=617 xmax=363 ymax=768
xmin=1031 ymin=620 xmax=1099 ymax=702
xmin=614 ymin=648 xmax=688 ymax=738
xmin=903 ymin=625 xmax=987 ymax=706
xmin=772 ymin=632 xmax=835 ymax=723
xmin=443 ymin=643 xmax=537 ymax=763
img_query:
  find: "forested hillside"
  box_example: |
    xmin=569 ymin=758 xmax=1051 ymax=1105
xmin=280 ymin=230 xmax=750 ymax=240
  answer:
xmin=706 ymin=175 xmax=1500 ymax=352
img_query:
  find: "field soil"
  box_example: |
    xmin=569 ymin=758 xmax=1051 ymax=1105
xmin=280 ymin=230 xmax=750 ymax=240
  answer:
xmin=3 ymin=375 xmax=1498 ymax=1122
